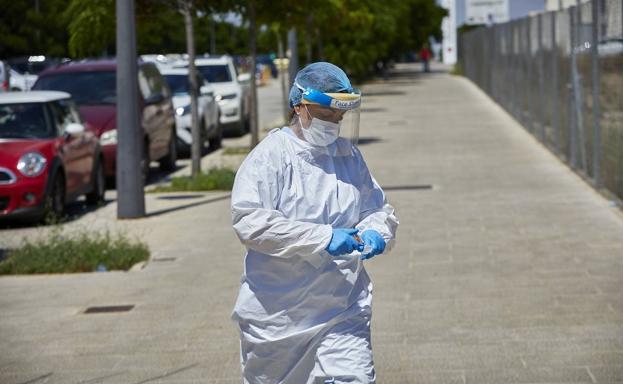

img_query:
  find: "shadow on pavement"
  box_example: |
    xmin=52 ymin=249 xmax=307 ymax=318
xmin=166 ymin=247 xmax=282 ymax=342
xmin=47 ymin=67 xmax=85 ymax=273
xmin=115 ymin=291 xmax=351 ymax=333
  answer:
xmin=0 ymin=198 xmax=114 ymax=230
xmin=145 ymin=194 xmax=231 ymax=218
xmin=15 ymin=372 xmax=53 ymax=384
xmin=132 ymin=363 xmax=200 ymax=384
xmin=155 ymin=194 xmax=206 ymax=200
xmin=357 ymin=137 xmax=383 ymax=146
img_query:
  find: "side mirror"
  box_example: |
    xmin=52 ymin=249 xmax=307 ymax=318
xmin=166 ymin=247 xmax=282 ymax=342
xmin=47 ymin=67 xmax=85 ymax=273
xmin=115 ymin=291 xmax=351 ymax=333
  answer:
xmin=65 ymin=123 xmax=85 ymax=136
xmin=145 ymin=93 xmax=165 ymax=105
xmin=200 ymin=85 xmax=213 ymax=96
xmin=237 ymin=73 xmax=251 ymax=83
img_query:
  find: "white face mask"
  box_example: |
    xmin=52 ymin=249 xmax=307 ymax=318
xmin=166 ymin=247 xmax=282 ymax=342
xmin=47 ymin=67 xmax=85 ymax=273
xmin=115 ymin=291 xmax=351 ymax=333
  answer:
xmin=298 ymin=106 xmax=341 ymax=146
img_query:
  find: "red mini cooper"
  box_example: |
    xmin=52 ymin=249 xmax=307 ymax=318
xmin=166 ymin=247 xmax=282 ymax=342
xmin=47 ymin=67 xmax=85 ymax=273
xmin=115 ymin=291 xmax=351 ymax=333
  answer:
xmin=0 ymin=91 xmax=104 ymax=222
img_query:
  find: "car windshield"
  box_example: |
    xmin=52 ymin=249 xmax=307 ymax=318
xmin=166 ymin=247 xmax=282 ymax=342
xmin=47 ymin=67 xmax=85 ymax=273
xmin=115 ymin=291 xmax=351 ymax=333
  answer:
xmin=10 ymin=62 xmax=51 ymax=75
xmin=163 ymin=74 xmax=190 ymax=96
xmin=196 ymin=65 xmax=232 ymax=83
xmin=33 ymin=71 xmax=117 ymax=105
xmin=0 ymin=103 xmax=53 ymax=139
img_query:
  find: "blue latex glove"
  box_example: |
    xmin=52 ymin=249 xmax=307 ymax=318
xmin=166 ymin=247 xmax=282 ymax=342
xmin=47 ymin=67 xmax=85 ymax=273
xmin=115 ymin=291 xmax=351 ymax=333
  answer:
xmin=360 ymin=230 xmax=386 ymax=260
xmin=326 ymin=228 xmax=364 ymax=256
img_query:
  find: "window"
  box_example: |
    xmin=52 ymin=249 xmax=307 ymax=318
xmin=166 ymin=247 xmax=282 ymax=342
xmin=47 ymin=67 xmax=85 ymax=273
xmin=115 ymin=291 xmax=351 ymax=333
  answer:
xmin=0 ymin=103 xmax=52 ymax=139
xmin=33 ymin=71 xmax=117 ymax=105
xmin=50 ymin=100 xmax=79 ymax=135
xmin=196 ymin=64 xmax=232 ymax=83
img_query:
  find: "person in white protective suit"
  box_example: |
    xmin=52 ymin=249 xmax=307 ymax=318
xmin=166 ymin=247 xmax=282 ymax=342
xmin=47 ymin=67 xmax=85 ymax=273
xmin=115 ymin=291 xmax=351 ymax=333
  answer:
xmin=230 ymin=61 xmax=399 ymax=384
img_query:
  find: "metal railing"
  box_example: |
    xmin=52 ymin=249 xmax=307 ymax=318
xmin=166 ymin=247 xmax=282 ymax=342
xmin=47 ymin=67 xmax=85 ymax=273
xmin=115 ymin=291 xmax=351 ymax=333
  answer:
xmin=460 ymin=0 xmax=623 ymax=202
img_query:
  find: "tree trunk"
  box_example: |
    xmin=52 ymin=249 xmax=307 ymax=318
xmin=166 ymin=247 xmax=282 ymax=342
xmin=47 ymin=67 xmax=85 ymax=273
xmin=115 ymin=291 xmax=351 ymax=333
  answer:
xmin=249 ymin=0 xmax=259 ymax=148
xmin=316 ymin=27 xmax=323 ymax=60
xmin=182 ymin=1 xmax=201 ymax=176
xmin=277 ymin=31 xmax=288 ymax=125
xmin=287 ymin=28 xmax=298 ymax=88
xmin=306 ymin=13 xmax=313 ymax=64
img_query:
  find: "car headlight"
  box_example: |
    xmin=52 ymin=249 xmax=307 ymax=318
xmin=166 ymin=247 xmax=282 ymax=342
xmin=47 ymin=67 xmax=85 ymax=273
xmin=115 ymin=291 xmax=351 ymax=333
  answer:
xmin=100 ymin=129 xmax=118 ymax=146
xmin=176 ymin=105 xmax=191 ymax=116
xmin=17 ymin=152 xmax=47 ymax=177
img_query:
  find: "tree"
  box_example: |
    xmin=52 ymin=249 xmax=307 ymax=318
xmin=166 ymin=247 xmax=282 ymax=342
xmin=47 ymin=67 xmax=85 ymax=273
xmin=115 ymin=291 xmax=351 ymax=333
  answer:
xmin=180 ymin=0 xmax=202 ymax=176
xmin=66 ymin=0 xmax=115 ymax=57
xmin=0 ymin=0 xmax=70 ymax=57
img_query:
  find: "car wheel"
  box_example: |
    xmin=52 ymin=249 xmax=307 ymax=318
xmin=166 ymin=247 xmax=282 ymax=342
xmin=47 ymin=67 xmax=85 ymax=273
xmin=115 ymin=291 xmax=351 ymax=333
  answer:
xmin=43 ymin=173 xmax=66 ymax=223
xmin=159 ymin=130 xmax=177 ymax=171
xmin=86 ymin=160 xmax=105 ymax=205
xmin=208 ymin=122 xmax=223 ymax=149
xmin=244 ymin=114 xmax=251 ymax=133
xmin=141 ymin=141 xmax=150 ymax=184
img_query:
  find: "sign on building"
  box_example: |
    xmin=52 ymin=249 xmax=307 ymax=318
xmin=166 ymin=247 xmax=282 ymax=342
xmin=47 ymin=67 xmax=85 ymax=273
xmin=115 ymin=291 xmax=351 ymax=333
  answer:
xmin=466 ymin=0 xmax=509 ymax=25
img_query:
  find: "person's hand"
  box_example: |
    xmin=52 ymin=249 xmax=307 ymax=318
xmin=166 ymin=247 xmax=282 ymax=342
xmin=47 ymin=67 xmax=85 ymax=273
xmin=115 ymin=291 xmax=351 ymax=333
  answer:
xmin=360 ymin=230 xmax=386 ymax=260
xmin=326 ymin=228 xmax=364 ymax=256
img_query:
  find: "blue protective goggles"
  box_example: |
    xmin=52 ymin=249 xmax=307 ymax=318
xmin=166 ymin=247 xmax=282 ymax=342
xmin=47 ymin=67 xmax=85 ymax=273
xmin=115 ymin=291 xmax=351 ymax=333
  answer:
xmin=295 ymin=83 xmax=362 ymax=110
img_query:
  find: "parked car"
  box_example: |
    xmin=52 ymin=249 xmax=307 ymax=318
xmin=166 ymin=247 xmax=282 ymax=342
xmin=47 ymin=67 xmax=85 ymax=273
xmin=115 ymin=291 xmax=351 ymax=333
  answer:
xmin=161 ymin=68 xmax=221 ymax=153
xmin=7 ymin=56 xmax=64 ymax=91
xmin=9 ymin=68 xmax=37 ymax=92
xmin=574 ymin=38 xmax=623 ymax=57
xmin=0 ymin=91 xmax=104 ymax=222
xmin=178 ymin=55 xmax=251 ymax=136
xmin=0 ymin=61 xmax=9 ymax=92
xmin=32 ymin=59 xmax=177 ymax=182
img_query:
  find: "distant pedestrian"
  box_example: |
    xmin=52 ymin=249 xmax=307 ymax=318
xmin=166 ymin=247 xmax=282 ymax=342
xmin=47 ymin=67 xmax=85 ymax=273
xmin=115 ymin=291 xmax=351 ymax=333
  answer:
xmin=419 ymin=45 xmax=432 ymax=73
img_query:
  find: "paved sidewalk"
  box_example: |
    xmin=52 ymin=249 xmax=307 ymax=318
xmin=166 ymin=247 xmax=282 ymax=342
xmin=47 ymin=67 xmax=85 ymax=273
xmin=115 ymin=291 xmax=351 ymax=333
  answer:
xmin=1 ymin=63 xmax=622 ymax=383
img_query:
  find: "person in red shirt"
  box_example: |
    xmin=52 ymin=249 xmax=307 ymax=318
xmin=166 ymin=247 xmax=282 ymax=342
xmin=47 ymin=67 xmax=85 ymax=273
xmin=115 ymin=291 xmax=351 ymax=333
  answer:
xmin=419 ymin=45 xmax=432 ymax=73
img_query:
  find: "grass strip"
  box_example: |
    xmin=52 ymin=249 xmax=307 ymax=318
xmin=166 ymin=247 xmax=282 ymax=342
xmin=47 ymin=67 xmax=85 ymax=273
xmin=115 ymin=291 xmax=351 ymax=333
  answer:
xmin=0 ymin=230 xmax=149 ymax=275
xmin=150 ymin=168 xmax=236 ymax=192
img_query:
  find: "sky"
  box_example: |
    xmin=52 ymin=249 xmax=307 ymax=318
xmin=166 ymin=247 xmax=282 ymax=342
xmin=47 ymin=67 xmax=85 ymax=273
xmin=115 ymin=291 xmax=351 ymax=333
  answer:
xmin=450 ymin=0 xmax=546 ymax=26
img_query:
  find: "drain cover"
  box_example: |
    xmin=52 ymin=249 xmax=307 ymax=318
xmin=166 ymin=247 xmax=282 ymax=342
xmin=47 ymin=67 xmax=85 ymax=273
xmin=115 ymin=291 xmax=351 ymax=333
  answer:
xmin=84 ymin=305 xmax=134 ymax=314
xmin=152 ymin=257 xmax=176 ymax=262
xmin=382 ymin=185 xmax=433 ymax=191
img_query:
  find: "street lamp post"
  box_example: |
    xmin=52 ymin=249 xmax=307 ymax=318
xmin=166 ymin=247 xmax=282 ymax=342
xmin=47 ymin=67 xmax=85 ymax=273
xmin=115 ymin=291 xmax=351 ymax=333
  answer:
xmin=116 ymin=0 xmax=145 ymax=219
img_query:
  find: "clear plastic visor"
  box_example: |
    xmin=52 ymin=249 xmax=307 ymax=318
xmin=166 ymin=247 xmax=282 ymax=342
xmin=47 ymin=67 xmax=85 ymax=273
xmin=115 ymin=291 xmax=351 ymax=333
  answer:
xmin=296 ymin=103 xmax=361 ymax=156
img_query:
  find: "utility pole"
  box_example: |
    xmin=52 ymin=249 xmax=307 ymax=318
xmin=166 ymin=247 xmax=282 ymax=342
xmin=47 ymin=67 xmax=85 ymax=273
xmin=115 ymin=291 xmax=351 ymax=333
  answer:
xmin=181 ymin=0 xmax=201 ymax=176
xmin=116 ymin=0 xmax=145 ymax=218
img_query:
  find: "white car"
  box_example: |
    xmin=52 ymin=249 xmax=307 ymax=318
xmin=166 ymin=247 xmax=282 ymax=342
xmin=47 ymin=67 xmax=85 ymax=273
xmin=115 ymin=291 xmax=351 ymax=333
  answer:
xmin=160 ymin=68 xmax=221 ymax=152
xmin=9 ymin=68 xmax=37 ymax=91
xmin=177 ymin=55 xmax=251 ymax=136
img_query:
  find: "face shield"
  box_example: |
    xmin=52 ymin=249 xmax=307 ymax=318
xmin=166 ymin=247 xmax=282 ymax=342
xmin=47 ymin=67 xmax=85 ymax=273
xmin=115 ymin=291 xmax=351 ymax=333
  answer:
xmin=295 ymin=83 xmax=361 ymax=156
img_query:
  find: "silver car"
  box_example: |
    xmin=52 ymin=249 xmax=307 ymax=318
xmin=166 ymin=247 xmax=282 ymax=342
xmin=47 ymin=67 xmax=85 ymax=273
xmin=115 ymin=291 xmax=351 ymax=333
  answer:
xmin=161 ymin=68 xmax=221 ymax=152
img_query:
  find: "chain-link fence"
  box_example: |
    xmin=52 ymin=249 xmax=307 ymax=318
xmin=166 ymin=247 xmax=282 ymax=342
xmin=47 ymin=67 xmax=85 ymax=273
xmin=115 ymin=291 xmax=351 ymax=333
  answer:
xmin=459 ymin=0 xmax=623 ymax=202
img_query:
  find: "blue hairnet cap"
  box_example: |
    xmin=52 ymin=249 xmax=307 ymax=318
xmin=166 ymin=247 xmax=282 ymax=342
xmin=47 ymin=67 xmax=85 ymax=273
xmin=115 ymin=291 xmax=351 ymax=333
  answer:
xmin=288 ymin=62 xmax=354 ymax=108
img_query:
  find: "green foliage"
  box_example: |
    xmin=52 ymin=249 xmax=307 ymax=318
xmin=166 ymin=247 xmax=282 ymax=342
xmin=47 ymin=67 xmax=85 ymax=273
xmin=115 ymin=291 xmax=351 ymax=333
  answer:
xmin=150 ymin=168 xmax=236 ymax=192
xmin=66 ymin=0 xmax=115 ymax=57
xmin=2 ymin=0 xmax=447 ymax=81
xmin=0 ymin=229 xmax=149 ymax=275
xmin=222 ymin=146 xmax=251 ymax=155
xmin=0 ymin=0 xmax=70 ymax=57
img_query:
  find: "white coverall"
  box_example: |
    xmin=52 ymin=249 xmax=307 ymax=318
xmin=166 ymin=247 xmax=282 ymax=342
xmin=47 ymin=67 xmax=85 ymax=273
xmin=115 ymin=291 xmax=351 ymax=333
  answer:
xmin=231 ymin=128 xmax=398 ymax=384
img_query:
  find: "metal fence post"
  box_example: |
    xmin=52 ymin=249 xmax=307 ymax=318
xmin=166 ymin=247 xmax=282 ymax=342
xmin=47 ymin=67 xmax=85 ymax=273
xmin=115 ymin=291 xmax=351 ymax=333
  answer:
xmin=538 ymin=13 xmax=546 ymax=144
xmin=527 ymin=17 xmax=535 ymax=134
xmin=575 ymin=0 xmax=588 ymax=174
xmin=569 ymin=6 xmax=578 ymax=168
xmin=551 ymin=10 xmax=560 ymax=154
xmin=591 ymin=0 xmax=602 ymax=187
